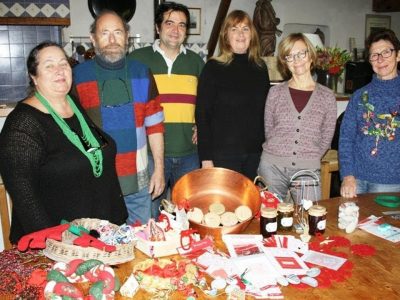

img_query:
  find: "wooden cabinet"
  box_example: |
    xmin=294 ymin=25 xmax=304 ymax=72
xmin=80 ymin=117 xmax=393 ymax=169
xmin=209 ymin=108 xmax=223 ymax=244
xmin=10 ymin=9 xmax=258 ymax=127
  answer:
xmin=373 ymin=0 xmax=400 ymax=12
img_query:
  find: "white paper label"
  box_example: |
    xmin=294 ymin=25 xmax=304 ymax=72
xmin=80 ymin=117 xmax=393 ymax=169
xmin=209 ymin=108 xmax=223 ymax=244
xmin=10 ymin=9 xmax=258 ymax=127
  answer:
xmin=266 ymin=222 xmax=277 ymax=232
xmin=281 ymin=217 xmax=293 ymax=227
xmin=317 ymin=219 xmax=326 ymax=230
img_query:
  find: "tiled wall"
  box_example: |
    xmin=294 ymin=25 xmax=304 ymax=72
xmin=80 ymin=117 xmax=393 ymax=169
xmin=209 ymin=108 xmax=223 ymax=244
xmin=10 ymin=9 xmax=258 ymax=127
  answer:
xmin=0 ymin=1 xmax=70 ymax=18
xmin=0 ymin=25 xmax=61 ymax=104
xmin=63 ymin=40 xmax=209 ymax=62
xmin=0 ymin=29 xmax=206 ymax=104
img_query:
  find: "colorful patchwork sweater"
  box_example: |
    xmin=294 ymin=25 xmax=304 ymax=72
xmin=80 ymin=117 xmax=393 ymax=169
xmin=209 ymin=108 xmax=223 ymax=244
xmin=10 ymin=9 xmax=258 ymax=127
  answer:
xmin=73 ymin=56 xmax=164 ymax=195
xmin=339 ymin=74 xmax=400 ymax=183
xmin=129 ymin=46 xmax=204 ymax=157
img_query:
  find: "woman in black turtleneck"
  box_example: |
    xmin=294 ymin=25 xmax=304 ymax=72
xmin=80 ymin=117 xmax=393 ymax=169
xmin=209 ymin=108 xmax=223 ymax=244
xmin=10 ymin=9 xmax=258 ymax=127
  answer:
xmin=195 ymin=10 xmax=270 ymax=179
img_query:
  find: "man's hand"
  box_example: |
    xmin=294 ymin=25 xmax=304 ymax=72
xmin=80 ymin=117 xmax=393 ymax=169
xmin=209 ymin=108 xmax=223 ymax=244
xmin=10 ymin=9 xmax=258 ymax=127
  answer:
xmin=149 ymin=167 xmax=165 ymax=199
xmin=148 ymin=132 xmax=165 ymax=199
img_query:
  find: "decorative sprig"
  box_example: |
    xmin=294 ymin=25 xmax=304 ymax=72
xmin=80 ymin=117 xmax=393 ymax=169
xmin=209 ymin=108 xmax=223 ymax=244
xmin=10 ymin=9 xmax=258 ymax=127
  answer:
xmin=359 ymin=90 xmax=399 ymax=156
xmin=315 ymin=46 xmax=351 ymax=75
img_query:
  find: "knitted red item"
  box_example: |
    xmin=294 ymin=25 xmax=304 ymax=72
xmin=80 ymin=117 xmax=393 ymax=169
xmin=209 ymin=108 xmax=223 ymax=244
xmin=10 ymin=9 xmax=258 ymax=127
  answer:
xmin=309 ymin=235 xmax=351 ymax=252
xmin=329 ymin=236 xmax=352 ymax=248
xmin=17 ymin=224 xmax=70 ymax=251
xmin=131 ymin=220 xmax=142 ymax=227
xmin=73 ymin=233 xmax=116 ymax=252
xmin=260 ymin=191 xmax=281 ymax=208
xmin=293 ymin=238 xmax=358 ymax=291
xmin=142 ymin=260 xmax=188 ymax=278
xmin=316 ymin=272 xmax=332 ymax=288
xmin=350 ymin=244 xmax=376 ymax=256
xmin=27 ymin=269 xmax=47 ymax=286
xmin=64 ymin=259 xmax=84 ymax=276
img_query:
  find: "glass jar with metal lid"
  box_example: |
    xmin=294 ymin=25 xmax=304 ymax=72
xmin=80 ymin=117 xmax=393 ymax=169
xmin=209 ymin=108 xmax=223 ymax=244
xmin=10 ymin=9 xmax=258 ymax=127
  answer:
xmin=277 ymin=202 xmax=294 ymax=231
xmin=308 ymin=205 xmax=327 ymax=235
xmin=260 ymin=207 xmax=277 ymax=237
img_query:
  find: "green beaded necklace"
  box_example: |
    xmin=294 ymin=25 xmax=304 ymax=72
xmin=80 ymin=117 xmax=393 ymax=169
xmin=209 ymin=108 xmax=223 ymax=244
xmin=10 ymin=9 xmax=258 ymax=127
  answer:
xmin=35 ymin=91 xmax=103 ymax=177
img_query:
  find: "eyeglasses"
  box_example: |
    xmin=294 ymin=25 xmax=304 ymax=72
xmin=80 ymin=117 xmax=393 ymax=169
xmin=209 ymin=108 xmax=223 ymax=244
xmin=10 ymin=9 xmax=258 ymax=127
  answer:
xmin=72 ymin=125 xmax=108 ymax=153
xmin=285 ymin=50 xmax=308 ymax=62
xmin=369 ymin=49 xmax=395 ymax=62
xmin=101 ymin=78 xmax=132 ymax=108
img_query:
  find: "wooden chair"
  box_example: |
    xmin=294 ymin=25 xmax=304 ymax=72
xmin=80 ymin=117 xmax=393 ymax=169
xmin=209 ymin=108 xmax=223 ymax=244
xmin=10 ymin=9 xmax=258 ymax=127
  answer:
xmin=0 ymin=179 xmax=12 ymax=250
xmin=321 ymin=149 xmax=339 ymax=200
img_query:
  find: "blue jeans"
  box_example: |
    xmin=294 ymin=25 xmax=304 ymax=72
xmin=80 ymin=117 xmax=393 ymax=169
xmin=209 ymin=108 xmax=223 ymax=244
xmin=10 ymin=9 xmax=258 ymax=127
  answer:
xmin=124 ymin=187 xmax=152 ymax=225
xmin=148 ymin=153 xmax=199 ymax=219
xmin=356 ymin=179 xmax=400 ymax=194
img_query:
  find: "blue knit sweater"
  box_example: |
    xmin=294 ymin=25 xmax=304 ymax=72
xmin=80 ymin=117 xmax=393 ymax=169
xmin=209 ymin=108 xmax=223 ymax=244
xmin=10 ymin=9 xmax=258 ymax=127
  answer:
xmin=339 ymin=73 xmax=400 ymax=184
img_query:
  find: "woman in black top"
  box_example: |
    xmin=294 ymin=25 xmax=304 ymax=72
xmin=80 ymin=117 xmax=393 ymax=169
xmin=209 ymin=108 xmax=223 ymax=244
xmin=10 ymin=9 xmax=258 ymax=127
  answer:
xmin=195 ymin=10 xmax=270 ymax=179
xmin=0 ymin=42 xmax=127 ymax=244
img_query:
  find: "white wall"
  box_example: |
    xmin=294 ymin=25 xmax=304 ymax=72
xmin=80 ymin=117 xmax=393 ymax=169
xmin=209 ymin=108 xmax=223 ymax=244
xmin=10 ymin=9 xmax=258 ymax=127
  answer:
xmin=64 ymin=0 xmax=256 ymax=44
xmin=273 ymin=0 xmax=400 ymax=52
xmin=65 ymin=0 xmax=400 ymax=52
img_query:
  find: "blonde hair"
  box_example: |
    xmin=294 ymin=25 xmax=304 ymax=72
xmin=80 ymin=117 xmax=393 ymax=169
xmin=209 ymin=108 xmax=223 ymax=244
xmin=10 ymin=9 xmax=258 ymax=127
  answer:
xmin=212 ymin=10 xmax=264 ymax=66
xmin=277 ymin=33 xmax=317 ymax=79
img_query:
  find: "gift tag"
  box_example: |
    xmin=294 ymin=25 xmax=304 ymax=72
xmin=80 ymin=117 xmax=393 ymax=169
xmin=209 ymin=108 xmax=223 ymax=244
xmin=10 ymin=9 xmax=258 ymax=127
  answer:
xmin=302 ymin=199 xmax=313 ymax=210
xmin=301 ymin=276 xmax=318 ymax=287
xmin=211 ymin=278 xmax=227 ymax=290
xmin=175 ymin=207 xmax=190 ymax=230
xmin=120 ymin=274 xmax=139 ymax=297
xmin=306 ymin=267 xmax=321 ymax=278
xmin=286 ymin=274 xmax=300 ymax=285
xmin=276 ymin=276 xmax=289 ymax=286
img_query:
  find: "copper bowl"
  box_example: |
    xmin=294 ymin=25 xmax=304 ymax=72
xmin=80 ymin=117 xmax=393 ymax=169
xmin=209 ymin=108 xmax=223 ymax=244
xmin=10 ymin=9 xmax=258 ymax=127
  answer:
xmin=171 ymin=168 xmax=261 ymax=240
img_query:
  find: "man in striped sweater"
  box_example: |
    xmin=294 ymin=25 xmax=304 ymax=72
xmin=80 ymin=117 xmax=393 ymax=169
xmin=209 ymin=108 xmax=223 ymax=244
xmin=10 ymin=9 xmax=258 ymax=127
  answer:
xmin=73 ymin=11 xmax=165 ymax=225
xmin=129 ymin=2 xmax=204 ymax=218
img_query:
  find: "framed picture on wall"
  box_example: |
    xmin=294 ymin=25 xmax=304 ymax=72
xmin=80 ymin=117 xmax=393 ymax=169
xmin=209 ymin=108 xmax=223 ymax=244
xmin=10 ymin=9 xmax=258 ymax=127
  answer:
xmin=188 ymin=8 xmax=201 ymax=35
xmin=365 ymin=14 xmax=391 ymax=39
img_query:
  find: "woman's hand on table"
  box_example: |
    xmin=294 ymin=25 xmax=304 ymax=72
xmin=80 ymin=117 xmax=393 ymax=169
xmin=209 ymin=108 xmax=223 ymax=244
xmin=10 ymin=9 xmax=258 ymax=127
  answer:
xmin=341 ymin=175 xmax=357 ymax=198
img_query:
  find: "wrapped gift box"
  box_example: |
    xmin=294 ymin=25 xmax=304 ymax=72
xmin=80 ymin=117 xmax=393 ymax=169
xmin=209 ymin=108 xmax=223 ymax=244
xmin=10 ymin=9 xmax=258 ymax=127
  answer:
xmin=134 ymin=227 xmax=181 ymax=257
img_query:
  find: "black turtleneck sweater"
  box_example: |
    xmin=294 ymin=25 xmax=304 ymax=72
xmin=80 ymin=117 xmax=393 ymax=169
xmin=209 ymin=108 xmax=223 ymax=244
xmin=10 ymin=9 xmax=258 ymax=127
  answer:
xmin=195 ymin=53 xmax=270 ymax=161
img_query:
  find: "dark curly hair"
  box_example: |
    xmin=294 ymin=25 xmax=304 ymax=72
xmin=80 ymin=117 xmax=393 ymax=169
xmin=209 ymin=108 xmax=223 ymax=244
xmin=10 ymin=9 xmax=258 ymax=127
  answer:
xmin=366 ymin=28 xmax=400 ymax=52
xmin=155 ymin=1 xmax=190 ymax=36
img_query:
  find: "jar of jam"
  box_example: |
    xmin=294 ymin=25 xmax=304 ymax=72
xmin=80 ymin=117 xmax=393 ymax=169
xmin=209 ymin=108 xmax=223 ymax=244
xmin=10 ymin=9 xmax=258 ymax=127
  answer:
xmin=277 ymin=203 xmax=294 ymax=231
xmin=260 ymin=207 xmax=277 ymax=238
xmin=308 ymin=205 xmax=327 ymax=235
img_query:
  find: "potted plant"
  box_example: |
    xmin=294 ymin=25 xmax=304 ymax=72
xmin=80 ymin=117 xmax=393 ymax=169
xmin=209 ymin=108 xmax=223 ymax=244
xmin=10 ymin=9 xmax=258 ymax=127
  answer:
xmin=315 ymin=46 xmax=351 ymax=92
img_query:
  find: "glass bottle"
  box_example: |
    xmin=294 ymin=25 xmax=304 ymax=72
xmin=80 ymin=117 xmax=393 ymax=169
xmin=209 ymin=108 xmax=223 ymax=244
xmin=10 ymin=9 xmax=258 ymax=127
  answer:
xmin=260 ymin=207 xmax=277 ymax=238
xmin=277 ymin=202 xmax=294 ymax=231
xmin=308 ymin=205 xmax=327 ymax=235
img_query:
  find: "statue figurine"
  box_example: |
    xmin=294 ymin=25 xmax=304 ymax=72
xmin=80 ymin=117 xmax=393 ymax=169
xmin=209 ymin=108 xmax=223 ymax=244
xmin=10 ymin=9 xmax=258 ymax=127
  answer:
xmin=253 ymin=0 xmax=282 ymax=56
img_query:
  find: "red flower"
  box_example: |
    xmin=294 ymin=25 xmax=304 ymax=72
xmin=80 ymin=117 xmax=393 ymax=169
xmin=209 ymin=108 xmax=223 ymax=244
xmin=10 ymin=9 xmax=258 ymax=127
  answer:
xmin=315 ymin=46 xmax=351 ymax=76
xmin=328 ymin=65 xmax=341 ymax=75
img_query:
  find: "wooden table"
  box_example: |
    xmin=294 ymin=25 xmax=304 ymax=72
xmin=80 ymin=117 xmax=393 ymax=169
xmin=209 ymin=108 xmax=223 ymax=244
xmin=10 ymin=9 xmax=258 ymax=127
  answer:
xmin=2 ymin=194 xmax=399 ymax=299
xmin=115 ymin=193 xmax=400 ymax=299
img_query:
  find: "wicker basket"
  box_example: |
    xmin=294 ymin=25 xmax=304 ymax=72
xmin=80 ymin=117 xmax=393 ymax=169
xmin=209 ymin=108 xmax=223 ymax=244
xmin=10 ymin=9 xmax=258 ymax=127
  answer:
xmin=43 ymin=218 xmax=136 ymax=265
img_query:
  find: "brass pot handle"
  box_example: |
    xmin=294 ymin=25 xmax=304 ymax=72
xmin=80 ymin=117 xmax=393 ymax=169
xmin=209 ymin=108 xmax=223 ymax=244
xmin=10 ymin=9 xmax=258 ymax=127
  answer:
xmin=254 ymin=175 xmax=268 ymax=191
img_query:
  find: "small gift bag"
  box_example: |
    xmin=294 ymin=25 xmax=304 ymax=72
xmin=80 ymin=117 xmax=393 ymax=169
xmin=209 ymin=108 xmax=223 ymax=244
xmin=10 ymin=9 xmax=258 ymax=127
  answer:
xmin=134 ymin=219 xmax=184 ymax=257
